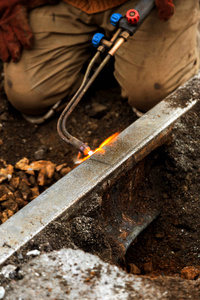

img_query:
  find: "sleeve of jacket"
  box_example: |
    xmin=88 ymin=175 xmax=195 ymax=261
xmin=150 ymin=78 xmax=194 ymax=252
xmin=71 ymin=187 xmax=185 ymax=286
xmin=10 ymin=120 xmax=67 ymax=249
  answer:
xmin=0 ymin=0 xmax=60 ymax=62
xmin=155 ymin=0 xmax=175 ymax=21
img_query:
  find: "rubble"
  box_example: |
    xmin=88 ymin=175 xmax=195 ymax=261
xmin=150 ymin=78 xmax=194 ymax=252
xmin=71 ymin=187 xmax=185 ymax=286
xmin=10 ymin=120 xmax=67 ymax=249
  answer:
xmin=181 ymin=266 xmax=200 ymax=280
xmin=0 ymin=158 xmax=71 ymax=224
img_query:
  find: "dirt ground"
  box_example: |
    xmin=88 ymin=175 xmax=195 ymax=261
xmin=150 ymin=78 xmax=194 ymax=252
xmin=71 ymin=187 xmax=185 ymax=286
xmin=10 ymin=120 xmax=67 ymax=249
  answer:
xmin=0 ymin=66 xmax=137 ymax=223
xmin=0 ymin=66 xmax=200 ymax=298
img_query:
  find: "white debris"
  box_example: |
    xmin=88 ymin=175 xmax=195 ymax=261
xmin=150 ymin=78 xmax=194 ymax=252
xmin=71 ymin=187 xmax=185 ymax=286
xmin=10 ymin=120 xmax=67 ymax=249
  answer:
xmin=0 ymin=287 xmax=5 ymax=299
xmin=26 ymin=250 xmax=40 ymax=257
xmin=0 ymin=265 xmax=17 ymax=278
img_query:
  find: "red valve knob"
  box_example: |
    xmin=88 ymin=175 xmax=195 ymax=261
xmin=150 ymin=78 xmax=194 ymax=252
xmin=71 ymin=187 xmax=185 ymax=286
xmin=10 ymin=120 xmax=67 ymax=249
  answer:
xmin=126 ymin=9 xmax=140 ymax=24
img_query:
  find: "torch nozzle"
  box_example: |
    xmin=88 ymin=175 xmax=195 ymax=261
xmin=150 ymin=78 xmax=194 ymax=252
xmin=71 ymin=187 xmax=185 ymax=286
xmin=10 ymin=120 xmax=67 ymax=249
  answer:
xmin=79 ymin=144 xmax=93 ymax=156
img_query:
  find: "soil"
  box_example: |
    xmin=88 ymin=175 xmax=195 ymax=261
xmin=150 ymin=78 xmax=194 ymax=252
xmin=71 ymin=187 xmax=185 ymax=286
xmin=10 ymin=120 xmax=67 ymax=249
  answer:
xmin=0 ymin=65 xmax=137 ymax=222
xmin=0 ymin=64 xmax=200 ymax=298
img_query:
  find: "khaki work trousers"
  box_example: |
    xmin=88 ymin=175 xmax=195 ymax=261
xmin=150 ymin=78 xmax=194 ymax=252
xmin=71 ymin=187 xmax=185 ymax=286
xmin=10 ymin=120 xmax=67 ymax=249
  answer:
xmin=4 ymin=0 xmax=200 ymax=115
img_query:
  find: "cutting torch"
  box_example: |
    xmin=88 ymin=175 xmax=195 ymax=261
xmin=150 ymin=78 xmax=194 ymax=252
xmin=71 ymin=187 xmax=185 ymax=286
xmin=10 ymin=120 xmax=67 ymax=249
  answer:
xmin=57 ymin=0 xmax=155 ymax=156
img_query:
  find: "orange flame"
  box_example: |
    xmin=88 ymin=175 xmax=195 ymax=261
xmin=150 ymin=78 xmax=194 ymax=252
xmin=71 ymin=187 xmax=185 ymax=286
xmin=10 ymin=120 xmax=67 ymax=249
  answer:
xmin=75 ymin=132 xmax=119 ymax=164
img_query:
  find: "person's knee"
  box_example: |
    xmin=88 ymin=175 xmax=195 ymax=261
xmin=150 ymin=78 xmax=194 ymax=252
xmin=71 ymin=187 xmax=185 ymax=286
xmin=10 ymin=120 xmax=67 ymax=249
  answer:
xmin=115 ymin=60 xmax=199 ymax=112
xmin=120 ymin=79 xmax=170 ymax=112
xmin=4 ymin=72 xmax=47 ymax=115
xmin=4 ymin=61 xmax=71 ymax=115
xmin=115 ymin=69 xmax=170 ymax=112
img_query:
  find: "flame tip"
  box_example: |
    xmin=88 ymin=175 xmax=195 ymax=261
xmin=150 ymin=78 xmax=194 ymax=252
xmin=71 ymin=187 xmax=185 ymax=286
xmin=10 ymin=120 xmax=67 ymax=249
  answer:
xmin=75 ymin=132 xmax=119 ymax=165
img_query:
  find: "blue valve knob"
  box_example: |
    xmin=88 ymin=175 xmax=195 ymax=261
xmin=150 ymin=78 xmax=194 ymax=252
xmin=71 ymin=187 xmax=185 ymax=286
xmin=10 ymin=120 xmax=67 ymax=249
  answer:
xmin=92 ymin=33 xmax=105 ymax=48
xmin=110 ymin=13 xmax=123 ymax=26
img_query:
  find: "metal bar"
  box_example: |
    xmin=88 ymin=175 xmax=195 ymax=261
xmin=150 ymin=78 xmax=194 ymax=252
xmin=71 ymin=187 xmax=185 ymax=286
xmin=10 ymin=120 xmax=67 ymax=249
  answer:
xmin=0 ymin=72 xmax=199 ymax=265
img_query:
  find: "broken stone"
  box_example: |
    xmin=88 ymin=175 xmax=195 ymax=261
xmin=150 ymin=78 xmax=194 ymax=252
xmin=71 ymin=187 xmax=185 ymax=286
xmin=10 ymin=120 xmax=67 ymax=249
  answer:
xmin=26 ymin=250 xmax=40 ymax=257
xmin=1 ymin=199 xmax=18 ymax=212
xmin=0 ymin=264 xmax=17 ymax=278
xmin=1 ymin=209 xmax=13 ymax=223
xmin=15 ymin=158 xmax=34 ymax=175
xmin=181 ymin=266 xmax=200 ymax=280
xmin=34 ymin=147 xmax=47 ymax=160
xmin=129 ymin=263 xmax=141 ymax=275
xmin=60 ymin=167 xmax=72 ymax=177
xmin=18 ymin=172 xmax=30 ymax=185
xmin=29 ymin=161 xmax=56 ymax=186
xmin=15 ymin=157 xmax=30 ymax=171
xmin=19 ymin=180 xmax=32 ymax=200
xmin=15 ymin=198 xmax=28 ymax=209
xmin=56 ymin=163 xmax=67 ymax=172
xmin=9 ymin=177 xmax=20 ymax=191
xmin=0 ymin=185 xmax=10 ymax=199
xmin=45 ymin=163 xmax=56 ymax=179
xmin=6 ymin=209 xmax=14 ymax=218
xmin=0 ymin=190 xmax=14 ymax=202
xmin=37 ymin=168 xmax=46 ymax=186
xmin=29 ymin=175 xmax=36 ymax=186
xmin=143 ymin=260 xmax=153 ymax=274
xmin=30 ymin=160 xmax=55 ymax=172
xmin=31 ymin=186 xmax=40 ymax=200
xmin=0 ymin=164 xmax=13 ymax=183
xmin=14 ymin=190 xmax=22 ymax=199
xmin=87 ymin=102 xmax=108 ymax=118
xmin=0 ymin=194 xmax=8 ymax=202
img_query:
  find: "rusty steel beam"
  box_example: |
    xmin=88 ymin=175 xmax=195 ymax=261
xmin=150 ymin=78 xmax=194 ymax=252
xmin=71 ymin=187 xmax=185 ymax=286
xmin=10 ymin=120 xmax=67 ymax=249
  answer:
xmin=0 ymin=73 xmax=199 ymax=266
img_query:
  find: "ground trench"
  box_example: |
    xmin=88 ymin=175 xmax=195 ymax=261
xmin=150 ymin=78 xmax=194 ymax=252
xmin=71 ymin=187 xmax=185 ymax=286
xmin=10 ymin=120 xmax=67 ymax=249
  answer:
xmin=0 ymin=69 xmax=200 ymax=296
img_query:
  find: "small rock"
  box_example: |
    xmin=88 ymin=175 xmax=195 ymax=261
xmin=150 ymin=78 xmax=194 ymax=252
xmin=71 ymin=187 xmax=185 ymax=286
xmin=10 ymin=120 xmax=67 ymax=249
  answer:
xmin=26 ymin=250 xmax=40 ymax=257
xmin=45 ymin=163 xmax=56 ymax=178
xmin=1 ymin=199 xmax=18 ymax=212
xmin=17 ymin=253 xmax=24 ymax=260
xmin=0 ymin=165 xmax=13 ymax=183
xmin=30 ymin=160 xmax=55 ymax=172
xmin=29 ymin=175 xmax=36 ymax=186
xmin=15 ymin=198 xmax=28 ymax=209
xmin=87 ymin=102 xmax=108 ymax=118
xmin=31 ymin=186 xmax=40 ymax=200
xmin=129 ymin=263 xmax=141 ymax=275
xmin=181 ymin=266 xmax=200 ymax=280
xmin=19 ymin=180 xmax=32 ymax=200
xmin=60 ymin=167 xmax=71 ymax=177
xmin=56 ymin=163 xmax=67 ymax=172
xmin=0 ymin=139 xmax=3 ymax=146
xmin=0 ymin=185 xmax=11 ymax=199
xmin=155 ymin=232 xmax=165 ymax=239
xmin=1 ymin=209 xmax=14 ymax=222
xmin=30 ymin=161 xmax=56 ymax=186
xmin=0 ymin=287 xmax=5 ymax=299
xmin=34 ymin=147 xmax=47 ymax=160
xmin=143 ymin=260 xmax=153 ymax=274
xmin=15 ymin=157 xmax=30 ymax=171
xmin=0 ymin=264 xmax=17 ymax=278
xmin=37 ymin=168 xmax=46 ymax=186
xmin=9 ymin=177 xmax=20 ymax=191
